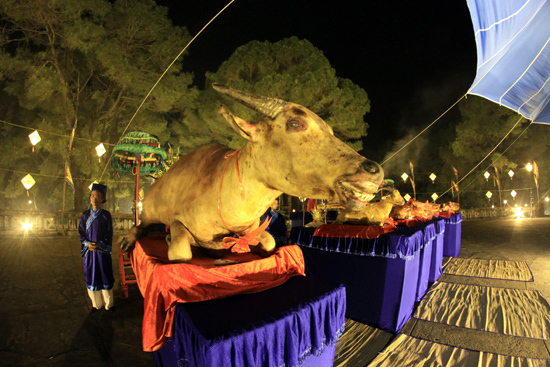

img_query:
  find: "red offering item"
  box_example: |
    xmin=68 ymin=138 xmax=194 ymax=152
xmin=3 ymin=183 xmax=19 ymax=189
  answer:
xmin=130 ymin=234 xmax=306 ymax=351
xmin=313 ymin=223 xmax=396 ymax=239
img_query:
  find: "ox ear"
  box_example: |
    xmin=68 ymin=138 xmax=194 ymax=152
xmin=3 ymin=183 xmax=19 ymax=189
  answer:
xmin=218 ymin=106 xmax=259 ymax=142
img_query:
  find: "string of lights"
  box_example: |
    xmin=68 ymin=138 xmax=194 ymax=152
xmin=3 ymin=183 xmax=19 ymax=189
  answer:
xmin=0 ymin=167 xmax=135 ymax=184
xmin=0 ymin=118 xmax=117 ymax=146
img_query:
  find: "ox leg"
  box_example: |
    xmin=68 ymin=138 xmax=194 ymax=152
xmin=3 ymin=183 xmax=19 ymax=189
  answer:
xmin=250 ymin=230 xmax=277 ymax=258
xmin=167 ymin=221 xmax=194 ymax=263
xmin=119 ymin=223 xmax=155 ymax=253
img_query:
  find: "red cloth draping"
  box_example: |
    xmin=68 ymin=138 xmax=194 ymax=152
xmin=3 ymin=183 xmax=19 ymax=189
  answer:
xmin=437 ymin=211 xmax=454 ymax=219
xmin=130 ymin=234 xmax=306 ymax=352
xmin=313 ymin=223 xmax=396 ymax=239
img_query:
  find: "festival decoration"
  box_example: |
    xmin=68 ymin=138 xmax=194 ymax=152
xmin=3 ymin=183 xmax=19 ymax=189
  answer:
xmin=95 ymin=143 xmax=106 ymax=162
xmin=111 ymin=132 xmax=167 ymax=224
xmin=21 ymin=174 xmax=35 ymax=196
xmin=88 ymin=180 xmax=99 ymax=190
xmin=484 ymin=171 xmax=490 ymax=181
xmin=429 ymin=173 xmax=436 ymax=184
xmin=486 ymin=191 xmax=492 ymax=199
xmin=508 ymin=170 xmax=514 ymax=179
xmin=431 ymin=193 xmax=438 ymax=202
xmin=511 ymin=190 xmax=517 ymax=199
xmin=29 ymin=130 xmax=41 ymax=152
xmin=466 ymin=0 xmax=550 ymax=124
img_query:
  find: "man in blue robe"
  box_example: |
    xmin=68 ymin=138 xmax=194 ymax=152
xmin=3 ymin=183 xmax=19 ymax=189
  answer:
xmin=78 ymin=183 xmax=115 ymax=312
xmin=261 ymin=198 xmax=287 ymax=247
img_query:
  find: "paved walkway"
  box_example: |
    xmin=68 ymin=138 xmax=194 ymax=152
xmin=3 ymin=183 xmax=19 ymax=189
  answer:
xmin=1 ymin=217 xmax=549 ymax=366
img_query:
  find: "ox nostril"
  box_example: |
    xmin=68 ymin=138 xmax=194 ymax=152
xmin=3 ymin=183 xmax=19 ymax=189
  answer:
xmin=361 ymin=160 xmax=381 ymax=174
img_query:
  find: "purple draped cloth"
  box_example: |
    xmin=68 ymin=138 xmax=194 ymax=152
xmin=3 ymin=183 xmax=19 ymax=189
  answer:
xmin=292 ymin=226 xmax=423 ymax=333
xmin=78 ymin=208 xmax=114 ymax=291
xmin=397 ymin=220 xmax=438 ymax=301
xmin=153 ymin=276 xmax=346 ymax=367
xmin=437 ymin=213 xmax=462 ymax=257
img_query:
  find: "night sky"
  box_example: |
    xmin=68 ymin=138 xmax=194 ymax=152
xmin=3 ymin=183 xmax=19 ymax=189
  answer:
xmin=156 ymin=0 xmax=478 ymax=159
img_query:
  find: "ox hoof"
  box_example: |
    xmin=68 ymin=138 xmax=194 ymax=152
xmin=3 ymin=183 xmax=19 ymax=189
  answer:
xmin=248 ymin=245 xmax=276 ymax=258
xmin=118 ymin=237 xmax=135 ymax=254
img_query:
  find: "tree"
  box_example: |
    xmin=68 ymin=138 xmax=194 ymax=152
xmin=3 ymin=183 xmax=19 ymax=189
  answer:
xmin=446 ymin=96 xmax=550 ymax=207
xmin=0 ymin=0 xmax=196 ymax=211
xmin=171 ymin=37 xmax=371 ymax=153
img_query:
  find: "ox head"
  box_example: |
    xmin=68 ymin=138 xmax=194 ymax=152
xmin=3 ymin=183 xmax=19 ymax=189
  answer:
xmin=213 ymin=83 xmax=384 ymax=209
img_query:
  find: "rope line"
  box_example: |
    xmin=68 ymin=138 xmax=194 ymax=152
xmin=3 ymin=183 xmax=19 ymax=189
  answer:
xmin=0 ymin=167 xmax=135 ymax=183
xmin=439 ymin=115 xmax=528 ymax=198
xmin=0 ymin=119 xmax=116 ymax=146
xmin=381 ymin=95 xmax=466 ymax=166
xmin=98 ymin=0 xmax=236 ymax=181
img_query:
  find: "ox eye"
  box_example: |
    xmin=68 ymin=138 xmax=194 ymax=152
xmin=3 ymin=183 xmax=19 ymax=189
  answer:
xmin=287 ymin=119 xmax=305 ymax=131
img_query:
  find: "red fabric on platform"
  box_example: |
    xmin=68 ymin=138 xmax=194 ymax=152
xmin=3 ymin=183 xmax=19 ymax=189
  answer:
xmin=313 ymin=223 xmax=396 ymax=239
xmin=437 ymin=211 xmax=454 ymax=219
xmin=130 ymin=234 xmax=306 ymax=352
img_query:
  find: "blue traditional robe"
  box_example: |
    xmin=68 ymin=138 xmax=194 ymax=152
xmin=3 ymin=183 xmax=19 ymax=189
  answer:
xmin=78 ymin=208 xmax=114 ymax=291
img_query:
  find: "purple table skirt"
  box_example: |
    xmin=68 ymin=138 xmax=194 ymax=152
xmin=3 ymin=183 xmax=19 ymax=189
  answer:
xmin=429 ymin=219 xmax=445 ymax=282
xmin=293 ymin=227 xmax=424 ymax=333
xmin=438 ymin=213 xmax=462 ymax=257
xmin=153 ymin=276 xmax=346 ymax=367
xmin=291 ymin=226 xmax=424 ymax=260
xmin=397 ymin=220 xmax=445 ymax=301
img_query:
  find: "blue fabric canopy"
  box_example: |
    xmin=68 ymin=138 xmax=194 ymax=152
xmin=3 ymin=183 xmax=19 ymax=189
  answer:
xmin=466 ymin=0 xmax=550 ymax=124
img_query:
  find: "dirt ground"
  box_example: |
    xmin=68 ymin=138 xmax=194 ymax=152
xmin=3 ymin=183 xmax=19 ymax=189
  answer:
xmin=1 ymin=216 xmax=549 ymax=366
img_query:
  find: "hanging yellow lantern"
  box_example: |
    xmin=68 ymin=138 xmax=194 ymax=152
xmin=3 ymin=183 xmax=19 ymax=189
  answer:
xmin=511 ymin=190 xmax=517 ymax=199
xmin=21 ymin=174 xmax=36 ymax=196
xmin=401 ymin=173 xmax=409 ymax=182
xmin=484 ymin=171 xmax=490 ymax=181
xmin=486 ymin=191 xmax=493 ymax=199
xmin=429 ymin=173 xmax=436 ymax=184
xmin=404 ymin=193 xmax=411 ymax=201
xmin=29 ymin=131 xmax=41 ymax=152
xmin=431 ymin=193 xmax=438 ymax=202
xmin=96 ymin=143 xmax=106 ymax=162
xmin=508 ymin=170 xmax=514 ymax=179
xmin=88 ymin=180 xmax=99 ymax=190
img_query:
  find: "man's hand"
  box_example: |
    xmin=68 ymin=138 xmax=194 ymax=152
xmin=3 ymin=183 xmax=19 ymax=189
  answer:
xmin=88 ymin=242 xmax=98 ymax=251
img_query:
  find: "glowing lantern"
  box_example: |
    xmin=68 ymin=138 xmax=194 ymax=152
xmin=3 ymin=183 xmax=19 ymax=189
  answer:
xmin=511 ymin=190 xmax=517 ymax=199
xmin=546 ymin=197 xmax=549 ymax=202
xmin=29 ymin=130 xmax=41 ymax=152
xmin=508 ymin=170 xmax=514 ymax=179
xmin=96 ymin=143 xmax=106 ymax=160
xmin=431 ymin=193 xmax=438 ymax=202
xmin=526 ymin=162 xmax=533 ymax=172
xmin=429 ymin=173 xmax=436 ymax=183
xmin=21 ymin=174 xmax=35 ymax=191
xmin=401 ymin=173 xmax=409 ymax=182
xmin=88 ymin=180 xmax=99 ymax=191
xmin=484 ymin=171 xmax=490 ymax=181
xmin=486 ymin=191 xmax=492 ymax=199
xmin=404 ymin=193 xmax=411 ymax=201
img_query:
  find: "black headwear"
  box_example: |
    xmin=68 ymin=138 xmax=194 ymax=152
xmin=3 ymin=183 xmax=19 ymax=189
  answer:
xmin=91 ymin=183 xmax=107 ymax=203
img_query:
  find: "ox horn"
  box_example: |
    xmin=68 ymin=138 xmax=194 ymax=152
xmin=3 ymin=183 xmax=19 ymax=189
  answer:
xmin=212 ymin=83 xmax=286 ymax=119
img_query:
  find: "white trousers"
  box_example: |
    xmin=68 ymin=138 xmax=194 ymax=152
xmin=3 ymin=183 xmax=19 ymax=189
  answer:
xmin=87 ymin=288 xmax=114 ymax=310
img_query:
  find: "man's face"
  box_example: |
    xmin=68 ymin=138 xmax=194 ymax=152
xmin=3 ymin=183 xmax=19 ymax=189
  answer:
xmin=90 ymin=190 xmax=104 ymax=207
xmin=271 ymin=199 xmax=279 ymax=211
